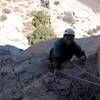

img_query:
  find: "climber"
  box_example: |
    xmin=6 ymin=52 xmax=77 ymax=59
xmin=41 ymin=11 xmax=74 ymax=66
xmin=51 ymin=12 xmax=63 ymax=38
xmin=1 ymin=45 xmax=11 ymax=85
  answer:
xmin=49 ymin=28 xmax=86 ymax=75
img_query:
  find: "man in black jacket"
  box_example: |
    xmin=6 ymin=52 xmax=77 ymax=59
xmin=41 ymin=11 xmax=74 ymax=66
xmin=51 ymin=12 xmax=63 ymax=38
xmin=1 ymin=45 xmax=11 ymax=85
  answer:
xmin=49 ymin=28 xmax=86 ymax=75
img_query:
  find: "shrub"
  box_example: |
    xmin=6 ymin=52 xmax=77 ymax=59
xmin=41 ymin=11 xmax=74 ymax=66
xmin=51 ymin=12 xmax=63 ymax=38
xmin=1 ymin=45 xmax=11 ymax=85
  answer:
xmin=27 ymin=24 xmax=56 ymax=45
xmin=2 ymin=8 xmax=11 ymax=14
xmin=0 ymin=14 xmax=7 ymax=22
xmin=32 ymin=10 xmax=50 ymax=27
xmin=54 ymin=1 xmax=60 ymax=5
xmin=87 ymin=29 xmax=93 ymax=35
xmin=27 ymin=10 xmax=56 ymax=45
xmin=96 ymin=26 xmax=100 ymax=30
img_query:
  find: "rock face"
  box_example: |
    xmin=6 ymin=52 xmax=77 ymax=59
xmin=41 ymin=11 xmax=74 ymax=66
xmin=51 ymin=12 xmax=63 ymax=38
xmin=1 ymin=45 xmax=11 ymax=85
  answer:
xmin=0 ymin=54 xmax=99 ymax=100
xmin=0 ymin=35 xmax=100 ymax=100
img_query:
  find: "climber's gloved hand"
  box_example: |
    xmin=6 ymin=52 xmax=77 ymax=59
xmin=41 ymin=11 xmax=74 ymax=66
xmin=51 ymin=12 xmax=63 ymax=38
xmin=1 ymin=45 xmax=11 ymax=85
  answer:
xmin=78 ymin=55 xmax=86 ymax=65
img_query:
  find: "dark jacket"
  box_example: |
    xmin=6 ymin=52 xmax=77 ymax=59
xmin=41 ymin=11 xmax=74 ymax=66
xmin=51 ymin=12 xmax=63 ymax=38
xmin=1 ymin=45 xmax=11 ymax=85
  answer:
xmin=49 ymin=38 xmax=85 ymax=63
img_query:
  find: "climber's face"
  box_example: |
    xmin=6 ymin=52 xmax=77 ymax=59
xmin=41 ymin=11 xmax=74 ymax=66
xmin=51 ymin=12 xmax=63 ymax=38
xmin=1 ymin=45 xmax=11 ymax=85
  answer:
xmin=64 ymin=34 xmax=74 ymax=45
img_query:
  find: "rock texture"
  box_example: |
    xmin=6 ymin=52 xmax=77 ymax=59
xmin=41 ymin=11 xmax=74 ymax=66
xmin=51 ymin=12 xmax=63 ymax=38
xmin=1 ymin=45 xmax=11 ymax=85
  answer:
xmin=0 ymin=36 xmax=100 ymax=100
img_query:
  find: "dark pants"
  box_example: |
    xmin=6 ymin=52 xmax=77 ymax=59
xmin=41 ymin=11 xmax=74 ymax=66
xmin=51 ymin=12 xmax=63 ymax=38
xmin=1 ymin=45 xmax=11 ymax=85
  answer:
xmin=53 ymin=59 xmax=61 ymax=70
xmin=50 ymin=57 xmax=69 ymax=73
xmin=49 ymin=48 xmax=69 ymax=72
